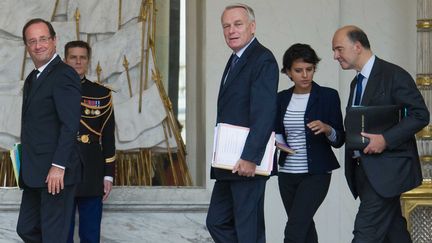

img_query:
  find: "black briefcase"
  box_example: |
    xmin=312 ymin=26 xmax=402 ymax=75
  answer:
xmin=345 ymin=105 xmax=402 ymax=150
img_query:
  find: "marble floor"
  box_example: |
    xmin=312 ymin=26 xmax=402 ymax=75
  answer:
xmin=0 ymin=211 xmax=213 ymax=243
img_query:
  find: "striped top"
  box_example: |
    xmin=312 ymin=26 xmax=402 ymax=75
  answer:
xmin=279 ymin=93 xmax=309 ymax=173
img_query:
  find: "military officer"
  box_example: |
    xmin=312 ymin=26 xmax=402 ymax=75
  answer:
xmin=64 ymin=40 xmax=116 ymax=243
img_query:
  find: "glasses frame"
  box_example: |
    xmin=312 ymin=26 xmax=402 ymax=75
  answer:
xmin=26 ymin=36 xmax=53 ymax=47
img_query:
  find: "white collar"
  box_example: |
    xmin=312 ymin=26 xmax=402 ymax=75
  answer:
xmin=35 ymin=53 xmax=58 ymax=74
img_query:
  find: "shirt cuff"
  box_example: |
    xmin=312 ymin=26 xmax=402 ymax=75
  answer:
xmin=52 ymin=163 xmax=65 ymax=170
xmin=327 ymin=127 xmax=337 ymax=142
xmin=104 ymin=176 xmax=114 ymax=182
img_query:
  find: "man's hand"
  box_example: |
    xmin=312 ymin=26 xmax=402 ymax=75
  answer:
xmin=362 ymin=132 xmax=386 ymax=154
xmin=307 ymin=120 xmax=331 ymax=136
xmin=45 ymin=166 xmax=65 ymax=195
xmin=232 ymin=159 xmax=256 ymax=177
xmin=103 ymin=180 xmax=113 ymax=201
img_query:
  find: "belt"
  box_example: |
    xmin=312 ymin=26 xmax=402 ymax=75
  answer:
xmin=77 ymin=134 xmax=100 ymax=144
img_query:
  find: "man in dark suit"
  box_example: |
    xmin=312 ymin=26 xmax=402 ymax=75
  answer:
xmin=206 ymin=4 xmax=279 ymax=243
xmin=17 ymin=18 xmax=82 ymax=243
xmin=64 ymin=40 xmax=116 ymax=243
xmin=332 ymin=25 xmax=429 ymax=243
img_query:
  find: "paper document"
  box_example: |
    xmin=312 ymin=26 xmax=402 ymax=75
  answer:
xmin=275 ymin=134 xmax=295 ymax=154
xmin=212 ymin=123 xmax=275 ymax=176
xmin=9 ymin=143 xmax=21 ymax=185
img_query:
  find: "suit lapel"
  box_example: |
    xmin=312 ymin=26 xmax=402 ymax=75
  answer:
xmin=22 ymin=71 xmax=34 ymax=114
xmin=305 ymin=82 xmax=319 ymax=114
xmin=281 ymin=88 xmax=293 ymax=114
xmin=346 ymin=57 xmax=382 ymax=107
xmin=217 ymin=55 xmax=234 ymax=103
xmin=24 ymin=56 xmax=61 ymax=113
xmin=218 ymin=39 xmax=259 ymax=98
xmin=361 ymin=58 xmax=382 ymax=106
xmin=222 ymin=56 xmax=247 ymax=89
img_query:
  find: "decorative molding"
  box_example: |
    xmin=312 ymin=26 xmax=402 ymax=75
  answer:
xmin=401 ymin=183 xmax=432 ymax=231
xmin=417 ymin=19 xmax=432 ymax=31
xmin=0 ymin=187 xmax=211 ymax=212
xmin=417 ymin=125 xmax=432 ymax=139
xmin=417 ymin=75 xmax=432 ymax=86
xmin=421 ymin=156 xmax=432 ymax=162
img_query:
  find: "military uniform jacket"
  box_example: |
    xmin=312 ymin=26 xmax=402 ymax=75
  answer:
xmin=76 ymin=78 xmax=116 ymax=197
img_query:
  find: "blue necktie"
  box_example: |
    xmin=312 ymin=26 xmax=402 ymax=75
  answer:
xmin=353 ymin=73 xmax=364 ymax=106
xmin=223 ymin=55 xmax=239 ymax=85
xmin=230 ymin=54 xmax=239 ymax=70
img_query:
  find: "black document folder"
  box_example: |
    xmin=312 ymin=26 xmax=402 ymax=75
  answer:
xmin=345 ymin=105 xmax=402 ymax=150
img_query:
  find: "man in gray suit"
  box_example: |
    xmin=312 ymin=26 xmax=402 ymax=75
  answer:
xmin=332 ymin=25 xmax=429 ymax=243
xmin=17 ymin=18 xmax=82 ymax=243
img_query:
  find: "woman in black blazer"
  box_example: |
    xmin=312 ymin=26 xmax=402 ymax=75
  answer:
xmin=275 ymin=44 xmax=345 ymax=243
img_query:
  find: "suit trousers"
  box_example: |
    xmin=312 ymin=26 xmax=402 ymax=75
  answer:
xmin=352 ymin=163 xmax=412 ymax=243
xmin=206 ymin=179 xmax=267 ymax=243
xmin=278 ymin=172 xmax=331 ymax=243
xmin=17 ymin=185 xmax=76 ymax=243
xmin=67 ymin=196 xmax=103 ymax=243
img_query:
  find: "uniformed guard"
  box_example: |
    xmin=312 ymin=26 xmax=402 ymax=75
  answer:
xmin=64 ymin=40 xmax=116 ymax=243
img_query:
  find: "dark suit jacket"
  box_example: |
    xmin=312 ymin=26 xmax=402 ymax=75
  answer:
xmin=276 ymin=82 xmax=345 ymax=174
xmin=20 ymin=55 xmax=82 ymax=188
xmin=211 ymin=38 xmax=279 ymax=181
xmin=345 ymin=57 xmax=429 ymax=198
xmin=76 ymin=78 xmax=116 ymax=197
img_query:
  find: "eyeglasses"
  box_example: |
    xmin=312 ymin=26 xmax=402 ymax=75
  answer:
xmin=26 ymin=36 xmax=52 ymax=46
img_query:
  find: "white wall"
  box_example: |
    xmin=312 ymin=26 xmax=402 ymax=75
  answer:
xmin=203 ymin=1 xmax=416 ymax=242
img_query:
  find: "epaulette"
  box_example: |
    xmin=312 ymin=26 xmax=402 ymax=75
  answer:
xmin=86 ymin=79 xmax=114 ymax=93
xmin=101 ymin=83 xmax=116 ymax=92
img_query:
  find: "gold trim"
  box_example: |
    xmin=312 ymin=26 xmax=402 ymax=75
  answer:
xmin=77 ymin=134 xmax=90 ymax=143
xmin=20 ymin=48 xmax=27 ymax=80
xmin=416 ymin=75 xmax=432 ymax=86
xmin=74 ymin=8 xmax=80 ymax=40
xmin=80 ymin=119 xmax=102 ymax=136
xmin=105 ymin=155 xmax=116 ymax=163
xmin=51 ymin=0 xmax=60 ymax=21
xmin=416 ymin=125 xmax=432 ymax=139
xmin=118 ymin=0 xmax=122 ymax=30
xmin=100 ymin=106 xmax=113 ymax=133
xmin=401 ymin=183 xmax=432 ymax=231
xmin=82 ymin=104 xmax=112 ymax=119
xmin=123 ymin=55 xmax=133 ymax=98
xmin=421 ymin=156 xmax=432 ymax=163
xmin=96 ymin=62 xmax=102 ymax=83
xmin=417 ymin=19 xmax=432 ymax=30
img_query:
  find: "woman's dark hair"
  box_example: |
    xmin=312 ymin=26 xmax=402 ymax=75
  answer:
xmin=281 ymin=43 xmax=321 ymax=73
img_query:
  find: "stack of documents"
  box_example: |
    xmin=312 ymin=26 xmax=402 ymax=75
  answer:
xmin=212 ymin=123 xmax=275 ymax=176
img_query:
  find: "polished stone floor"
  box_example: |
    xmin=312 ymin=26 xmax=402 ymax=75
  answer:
xmin=0 ymin=211 xmax=212 ymax=243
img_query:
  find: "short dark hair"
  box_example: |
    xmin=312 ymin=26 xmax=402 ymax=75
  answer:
xmin=346 ymin=27 xmax=370 ymax=49
xmin=281 ymin=43 xmax=321 ymax=73
xmin=65 ymin=40 xmax=92 ymax=59
xmin=22 ymin=18 xmax=56 ymax=44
